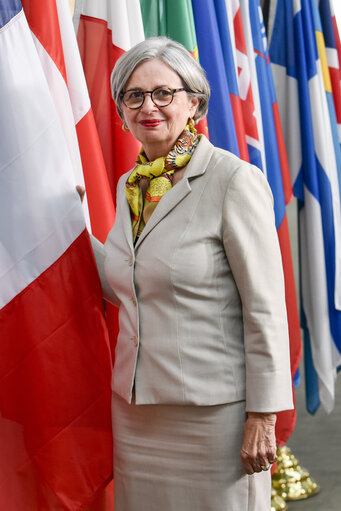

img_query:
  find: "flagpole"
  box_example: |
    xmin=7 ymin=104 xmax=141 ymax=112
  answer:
xmin=67 ymin=0 xmax=75 ymax=14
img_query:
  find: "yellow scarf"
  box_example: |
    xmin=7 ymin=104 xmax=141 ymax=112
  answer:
xmin=126 ymin=123 xmax=200 ymax=241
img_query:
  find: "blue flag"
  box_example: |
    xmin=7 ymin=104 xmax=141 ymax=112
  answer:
xmin=192 ymin=0 xmax=239 ymax=155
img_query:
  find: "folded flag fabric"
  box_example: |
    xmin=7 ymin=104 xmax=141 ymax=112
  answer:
xmin=0 ymin=0 xmax=113 ymax=508
xmin=268 ymin=0 xmax=341 ymax=413
xmin=76 ymin=0 xmax=144 ymax=203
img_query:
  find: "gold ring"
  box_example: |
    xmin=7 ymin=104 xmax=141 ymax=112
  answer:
xmin=261 ymin=465 xmax=270 ymax=471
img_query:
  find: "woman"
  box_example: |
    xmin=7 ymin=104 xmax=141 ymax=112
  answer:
xmin=89 ymin=36 xmax=293 ymax=510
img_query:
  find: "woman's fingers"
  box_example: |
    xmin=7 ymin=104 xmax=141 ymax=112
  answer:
xmin=240 ymin=448 xmax=262 ymax=474
xmin=240 ymin=412 xmax=277 ymax=475
xmin=240 ymin=448 xmax=269 ymax=474
xmin=76 ymin=185 xmax=86 ymax=203
xmin=240 ymin=456 xmax=255 ymax=474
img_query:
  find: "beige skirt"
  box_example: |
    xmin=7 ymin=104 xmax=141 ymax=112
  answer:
xmin=112 ymin=392 xmax=271 ymax=511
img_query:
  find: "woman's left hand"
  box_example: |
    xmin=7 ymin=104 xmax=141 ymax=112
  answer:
xmin=239 ymin=412 xmax=277 ymax=475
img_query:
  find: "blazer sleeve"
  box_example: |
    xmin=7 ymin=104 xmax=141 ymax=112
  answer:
xmin=90 ymin=233 xmax=120 ymax=306
xmin=222 ymin=162 xmax=293 ymax=413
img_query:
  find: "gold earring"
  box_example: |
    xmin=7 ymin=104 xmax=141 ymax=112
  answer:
xmin=188 ymin=117 xmax=195 ymax=130
xmin=122 ymin=122 xmax=130 ymax=133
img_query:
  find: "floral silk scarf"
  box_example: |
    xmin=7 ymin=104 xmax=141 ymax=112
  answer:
xmin=126 ymin=123 xmax=200 ymax=241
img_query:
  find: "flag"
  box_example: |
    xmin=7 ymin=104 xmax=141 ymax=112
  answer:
xmin=206 ymin=0 xmax=249 ymax=161
xmin=76 ymin=0 xmax=144 ymax=202
xmin=320 ymin=0 xmax=341 ymax=147
xmin=314 ymin=0 xmax=341 ymax=190
xmin=141 ymin=0 xmax=196 ymax=52
xmin=192 ymin=0 xmax=240 ymax=155
xmin=22 ymin=0 xmax=115 ymax=243
xmin=0 ymin=0 xmax=113 ymax=509
xmin=191 ymin=0 xmax=301 ymax=442
xmin=239 ymin=0 xmax=301 ymax=445
xmin=140 ymin=0 xmax=208 ymax=136
xmin=75 ymin=0 xmax=143 ymax=405
xmin=29 ymin=1 xmax=116 ymax=505
xmin=331 ymin=3 xmax=341 ymax=100
xmin=268 ymin=0 xmax=341 ymax=413
xmin=225 ymin=0 xmax=263 ymax=168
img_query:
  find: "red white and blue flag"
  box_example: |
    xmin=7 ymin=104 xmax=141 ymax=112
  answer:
xmin=239 ymin=0 xmax=301 ymax=445
xmin=225 ymin=0 xmax=263 ymax=169
xmin=192 ymin=0 xmax=240 ymax=156
xmin=211 ymin=0 xmax=250 ymax=161
xmin=268 ymin=0 xmax=341 ymax=414
xmin=192 ymin=0 xmax=301 ymax=444
xmin=0 ymin=0 xmax=113 ymax=508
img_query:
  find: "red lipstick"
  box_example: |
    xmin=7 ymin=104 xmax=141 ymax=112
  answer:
xmin=139 ymin=120 xmax=163 ymax=127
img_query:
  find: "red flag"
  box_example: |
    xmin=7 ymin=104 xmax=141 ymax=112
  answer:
xmin=237 ymin=0 xmax=301 ymax=445
xmin=0 ymin=0 xmax=113 ymax=508
xmin=76 ymin=0 xmax=145 ymax=203
xmin=23 ymin=0 xmax=115 ymax=241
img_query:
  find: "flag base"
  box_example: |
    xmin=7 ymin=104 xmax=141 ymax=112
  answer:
xmin=271 ymin=446 xmax=319 ymax=501
xmin=271 ymin=487 xmax=288 ymax=511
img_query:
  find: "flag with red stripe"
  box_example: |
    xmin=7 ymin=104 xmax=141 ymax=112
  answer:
xmin=268 ymin=0 xmax=341 ymax=414
xmin=240 ymin=0 xmax=301 ymax=445
xmin=0 ymin=0 xmax=113 ymax=508
xmin=226 ymin=0 xmax=262 ymax=168
xmin=76 ymin=0 xmax=144 ymax=203
xmin=192 ymin=0 xmax=240 ymax=155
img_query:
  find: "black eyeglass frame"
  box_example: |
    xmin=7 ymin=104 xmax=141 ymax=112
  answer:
xmin=120 ymin=87 xmax=187 ymax=109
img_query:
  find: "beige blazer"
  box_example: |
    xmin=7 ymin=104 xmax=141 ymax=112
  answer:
xmin=92 ymin=135 xmax=293 ymax=413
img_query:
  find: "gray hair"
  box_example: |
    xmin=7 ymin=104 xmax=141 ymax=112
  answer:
xmin=111 ymin=36 xmax=210 ymax=122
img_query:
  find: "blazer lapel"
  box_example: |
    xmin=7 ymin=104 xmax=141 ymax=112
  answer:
xmin=131 ymin=135 xmax=215 ymax=250
xmin=134 ymin=177 xmax=192 ymax=249
xmin=115 ymin=173 xmax=135 ymax=252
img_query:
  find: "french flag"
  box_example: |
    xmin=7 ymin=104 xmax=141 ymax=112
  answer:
xmin=0 ymin=0 xmax=113 ymax=508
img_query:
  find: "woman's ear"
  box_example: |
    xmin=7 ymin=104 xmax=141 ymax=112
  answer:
xmin=188 ymin=96 xmax=200 ymax=118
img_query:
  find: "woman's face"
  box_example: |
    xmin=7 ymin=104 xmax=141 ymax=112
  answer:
xmin=121 ymin=59 xmax=199 ymax=161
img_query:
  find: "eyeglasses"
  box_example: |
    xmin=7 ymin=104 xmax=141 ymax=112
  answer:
xmin=120 ymin=86 xmax=187 ymax=109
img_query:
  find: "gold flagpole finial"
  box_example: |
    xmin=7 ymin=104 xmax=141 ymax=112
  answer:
xmin=272 ymin=446 xmax=319 ymax=501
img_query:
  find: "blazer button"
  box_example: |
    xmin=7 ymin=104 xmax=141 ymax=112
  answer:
xmin=130 ymin=335 xmax=138 ymax=347
xmin=128 ymin=256 xmax=134 ymax=266
xmin=130 ymin=296 xmax=137 ymax=306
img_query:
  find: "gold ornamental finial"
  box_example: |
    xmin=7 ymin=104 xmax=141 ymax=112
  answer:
xmin=271 ymin=446 xmax=319 ymax=501
xmin=271 ymin=487 xmax=288 ymax=511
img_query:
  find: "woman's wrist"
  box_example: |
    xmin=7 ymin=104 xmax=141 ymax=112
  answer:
xmin=247 ymin=411 xmax=276 ymax=416
xmin=247 ymin=412 xmax=277 ymax=424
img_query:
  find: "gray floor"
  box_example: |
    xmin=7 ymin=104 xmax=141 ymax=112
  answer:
xmin=285 ymin=370 xmax=341 ymax=510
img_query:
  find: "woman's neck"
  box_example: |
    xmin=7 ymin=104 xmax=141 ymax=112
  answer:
xmin=142 ymin=139 xmax=178 ymax=162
